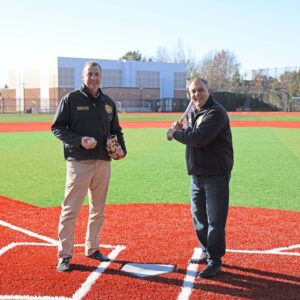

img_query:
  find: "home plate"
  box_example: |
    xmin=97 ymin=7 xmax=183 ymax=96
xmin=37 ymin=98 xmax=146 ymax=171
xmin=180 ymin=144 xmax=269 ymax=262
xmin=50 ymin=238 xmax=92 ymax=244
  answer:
xmin=121 ymin=263 xmax=176 ymax=278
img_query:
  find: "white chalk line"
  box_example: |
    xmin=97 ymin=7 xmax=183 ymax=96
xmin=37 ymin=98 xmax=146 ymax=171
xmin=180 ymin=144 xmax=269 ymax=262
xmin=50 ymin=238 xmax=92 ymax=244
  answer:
xmin=177 ymin=247 xmax=202 ymax=300
xmin=0 ymin=219 xmax=57 ymax=245
xmin=178 ymin=244 xmax=300 ymax=300
xmin=0 ymin=244 xmax=126 ymax=300
xmin=227 ymin=244 xmax=300 ymax=256
xmin=72 ymin=245 xmax=126 ymax=300
xmin=0 ymin=219 xmax=127 ymax=300
xmin=1 ymin=218 xmax=299 ymax=300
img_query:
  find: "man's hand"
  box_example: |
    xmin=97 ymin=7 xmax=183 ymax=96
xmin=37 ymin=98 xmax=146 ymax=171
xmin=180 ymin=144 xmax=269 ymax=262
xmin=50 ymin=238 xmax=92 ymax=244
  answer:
xmin=81 ymin=136 xmax=97 ymax=149
xmin=167 ymin=121 xmax=183 ymax=141
xmin=171 ymin=121 xmax=183 ymax=130
xmin=167 ymin=128 xmax=176 ymax=141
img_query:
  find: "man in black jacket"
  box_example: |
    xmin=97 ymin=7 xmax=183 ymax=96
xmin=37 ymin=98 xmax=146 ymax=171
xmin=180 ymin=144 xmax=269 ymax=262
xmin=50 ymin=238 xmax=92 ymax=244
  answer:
xmin=52 ymin=61 xmax=126 ymax=272
xmin=167 ymin=78 xmax=233 ymax=278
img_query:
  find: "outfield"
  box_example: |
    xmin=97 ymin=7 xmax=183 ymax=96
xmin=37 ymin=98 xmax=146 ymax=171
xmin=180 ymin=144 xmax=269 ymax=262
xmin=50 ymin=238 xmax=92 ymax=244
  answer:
xmin=0 ymin=112 xmax=299 ymax=210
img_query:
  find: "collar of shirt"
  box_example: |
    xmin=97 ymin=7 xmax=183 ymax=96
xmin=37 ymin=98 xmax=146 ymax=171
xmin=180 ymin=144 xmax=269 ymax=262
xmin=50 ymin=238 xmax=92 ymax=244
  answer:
xmin=81 ymin=85 xmax=102 ymax=100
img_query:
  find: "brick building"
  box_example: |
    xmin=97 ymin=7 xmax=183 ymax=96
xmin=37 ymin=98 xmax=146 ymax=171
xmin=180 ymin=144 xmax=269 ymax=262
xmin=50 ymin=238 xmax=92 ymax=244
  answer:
xmin=0 ymin=57 xmax=187 ymax=113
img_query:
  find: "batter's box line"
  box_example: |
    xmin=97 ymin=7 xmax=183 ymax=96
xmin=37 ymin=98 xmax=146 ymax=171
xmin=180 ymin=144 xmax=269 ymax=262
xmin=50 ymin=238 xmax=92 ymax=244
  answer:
xmin=0 ymin=219 xmax=57 ymax=245
xmin=0 ymin=219 xmax=126 ymax=255
xmin=177 ymin=244 xmax=300 ymax=300
xmin=0 ymin=243 xmax=127 ymax=300
xmin=0 ymin=242 xmax=125 ymax=256
xmin=227 ymin=244 xmax=300 ymax=256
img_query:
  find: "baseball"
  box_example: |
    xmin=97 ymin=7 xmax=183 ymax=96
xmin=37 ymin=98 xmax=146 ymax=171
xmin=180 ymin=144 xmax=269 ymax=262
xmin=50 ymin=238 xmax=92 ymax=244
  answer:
xmin=87 ymin=137 xmax=96 ymax=144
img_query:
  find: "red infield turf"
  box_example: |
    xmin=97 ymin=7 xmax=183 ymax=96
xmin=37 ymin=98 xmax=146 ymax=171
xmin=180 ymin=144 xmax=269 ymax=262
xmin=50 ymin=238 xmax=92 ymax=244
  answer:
xmin=0 ymin=196 xmax=299 ymax=300
xmin=0 ymin=120 xmax=300 ymax=132
xmin=1 ymin=111 xmax=300 ymax=132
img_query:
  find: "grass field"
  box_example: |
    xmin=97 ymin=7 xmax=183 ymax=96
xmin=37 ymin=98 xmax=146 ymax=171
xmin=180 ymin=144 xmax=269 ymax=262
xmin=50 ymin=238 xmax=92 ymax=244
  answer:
xmin=1 ymin=112 xmax=300 ymax=122
xmin=0 ymin=117 xmax=299 ymax=211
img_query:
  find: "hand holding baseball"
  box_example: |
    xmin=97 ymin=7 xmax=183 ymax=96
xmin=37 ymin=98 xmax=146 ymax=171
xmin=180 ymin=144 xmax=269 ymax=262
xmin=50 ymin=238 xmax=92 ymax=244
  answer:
xmin=81 ymin=136 xmax=97 ymax=149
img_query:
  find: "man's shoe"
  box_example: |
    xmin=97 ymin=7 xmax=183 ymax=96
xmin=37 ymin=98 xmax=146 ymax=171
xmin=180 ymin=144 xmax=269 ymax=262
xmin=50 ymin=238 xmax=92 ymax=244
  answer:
xmin=198 ymin=262 xmax=221 ymax=278
xmin=57 ymin=257 xmax=71 ymax=272
xmin=88 ymin=250 xmax=111 ymax=262
xmin=189 ymin=255 xmax=208 ymax=265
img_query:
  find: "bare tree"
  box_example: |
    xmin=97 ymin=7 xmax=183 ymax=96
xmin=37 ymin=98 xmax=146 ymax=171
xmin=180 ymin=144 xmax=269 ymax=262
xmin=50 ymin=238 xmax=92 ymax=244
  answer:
xmin=154 ymin=47 xmax=171 ymax=63
xmin=153 ymin=39 xmax=201 ymax=80
xmin=199 ymin=50 xmax=240 ymax=90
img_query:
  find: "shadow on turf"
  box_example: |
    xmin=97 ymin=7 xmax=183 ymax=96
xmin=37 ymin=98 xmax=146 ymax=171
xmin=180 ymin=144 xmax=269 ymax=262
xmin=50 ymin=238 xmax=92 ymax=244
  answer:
xmin=64 ymin=260 xmax=299 ymax=298
xmin=192 ymin=263 xmax=300 ymax=299
xmin=105 ymin=260 xmax=300 ymax=299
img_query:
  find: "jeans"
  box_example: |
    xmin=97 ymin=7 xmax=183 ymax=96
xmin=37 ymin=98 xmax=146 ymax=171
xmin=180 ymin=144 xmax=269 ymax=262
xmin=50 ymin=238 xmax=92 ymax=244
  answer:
xmin=190 ymin=173 xmax=230 ymax=265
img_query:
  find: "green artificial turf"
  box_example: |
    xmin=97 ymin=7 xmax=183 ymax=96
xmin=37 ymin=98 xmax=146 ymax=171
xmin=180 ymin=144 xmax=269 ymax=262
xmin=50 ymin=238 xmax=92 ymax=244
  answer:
xmin=1 ymin=112 xmax=300 ymax=123
xmin=229 ymin=114 xmax=300 ymax=122
xmin=0 ymin=127 xmax=299 ymax=210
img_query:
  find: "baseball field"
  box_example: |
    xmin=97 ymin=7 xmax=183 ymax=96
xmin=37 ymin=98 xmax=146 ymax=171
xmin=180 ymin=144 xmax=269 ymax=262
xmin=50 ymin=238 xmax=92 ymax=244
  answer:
xmin=0 ymin=112 xmax=300 ymax=299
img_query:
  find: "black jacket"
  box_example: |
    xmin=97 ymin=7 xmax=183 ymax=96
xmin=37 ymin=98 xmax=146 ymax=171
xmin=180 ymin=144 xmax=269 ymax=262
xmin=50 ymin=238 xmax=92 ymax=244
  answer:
xmin=173 ymin=95 xmax=233 ymax=176
xmin=51 ymin=85 xmax=126 ymax=161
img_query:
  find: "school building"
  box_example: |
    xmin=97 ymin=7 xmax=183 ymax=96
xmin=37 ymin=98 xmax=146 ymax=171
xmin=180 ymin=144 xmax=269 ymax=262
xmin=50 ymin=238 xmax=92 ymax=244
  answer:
xmin=0 ymin=57 xmax=187 ymax=113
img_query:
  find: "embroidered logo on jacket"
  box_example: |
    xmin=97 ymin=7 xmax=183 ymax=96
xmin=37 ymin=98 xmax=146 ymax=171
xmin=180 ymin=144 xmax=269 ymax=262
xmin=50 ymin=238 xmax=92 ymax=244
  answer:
xmin=105 ymin=104 xmax=113 ymax=114
xmin=77 ymin=106 xmax=89 ymax=111
xmin=195 ymin=115 xmax=204 ymax=127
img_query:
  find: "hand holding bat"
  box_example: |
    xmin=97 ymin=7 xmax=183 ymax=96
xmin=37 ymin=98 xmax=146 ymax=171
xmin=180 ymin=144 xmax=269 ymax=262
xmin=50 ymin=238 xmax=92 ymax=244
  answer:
xmin=167 ymin=101 xmax=193 ymax=141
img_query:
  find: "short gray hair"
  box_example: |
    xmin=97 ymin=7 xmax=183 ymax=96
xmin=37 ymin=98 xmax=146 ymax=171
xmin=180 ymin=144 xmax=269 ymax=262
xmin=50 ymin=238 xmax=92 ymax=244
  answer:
xmin=82 ymin=61 xmax=102 ymax=73
xmin=188 ymin=78 xmax=208 ymax=88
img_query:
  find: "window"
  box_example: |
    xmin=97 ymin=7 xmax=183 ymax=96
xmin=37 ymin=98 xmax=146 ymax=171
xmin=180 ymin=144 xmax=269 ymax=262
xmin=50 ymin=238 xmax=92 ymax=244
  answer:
xmin=102 ymin=69 xmax=122 ymax=87
xmin=136 ymin=71 xmax=160 ymax=88
xmin=58 ymin=68 xmax=75 ymax=87
xmin=174 ymin=72 xmax=186 ymax=90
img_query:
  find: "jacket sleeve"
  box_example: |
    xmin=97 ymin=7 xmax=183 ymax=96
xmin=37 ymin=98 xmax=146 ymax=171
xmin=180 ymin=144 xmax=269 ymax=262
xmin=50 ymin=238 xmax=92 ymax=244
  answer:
xmin=173 ymin=109 xmax=227 ymax=147
xmin=110 ymin=103 xmax=127 ymax=155
xmin=51 ymin=97 xmax=82 ymax=147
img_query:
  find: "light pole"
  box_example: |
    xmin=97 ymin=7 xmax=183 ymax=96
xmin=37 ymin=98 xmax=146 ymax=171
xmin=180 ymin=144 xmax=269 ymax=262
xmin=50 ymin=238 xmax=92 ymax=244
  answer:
xmin=139 ymin=86 xmax=143 ymax=111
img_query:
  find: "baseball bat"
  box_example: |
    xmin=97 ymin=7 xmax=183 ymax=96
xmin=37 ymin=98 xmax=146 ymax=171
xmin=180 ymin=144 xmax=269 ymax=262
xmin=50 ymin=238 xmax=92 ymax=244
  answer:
xmin=178 ymin=100 xmax=193 ymax=124
xmin=167 ymin=100 xmax=193 ymax=141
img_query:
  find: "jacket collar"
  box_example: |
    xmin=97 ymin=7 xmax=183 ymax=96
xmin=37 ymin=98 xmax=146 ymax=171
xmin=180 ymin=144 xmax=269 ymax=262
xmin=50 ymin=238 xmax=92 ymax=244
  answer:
xmin=80 ymin=85 xmax=103 ymax=100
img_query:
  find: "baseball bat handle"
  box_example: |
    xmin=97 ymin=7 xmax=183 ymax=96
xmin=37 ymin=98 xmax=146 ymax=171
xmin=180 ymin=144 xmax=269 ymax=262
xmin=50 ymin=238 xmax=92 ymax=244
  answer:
xmin=178 ymin=100 xmax=193 ymax=123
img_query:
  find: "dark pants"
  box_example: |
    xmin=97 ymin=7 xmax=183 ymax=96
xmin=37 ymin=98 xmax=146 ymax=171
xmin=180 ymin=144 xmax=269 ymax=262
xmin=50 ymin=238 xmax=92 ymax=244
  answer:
xmin=190 ymin=173 xmax=230 ymax=265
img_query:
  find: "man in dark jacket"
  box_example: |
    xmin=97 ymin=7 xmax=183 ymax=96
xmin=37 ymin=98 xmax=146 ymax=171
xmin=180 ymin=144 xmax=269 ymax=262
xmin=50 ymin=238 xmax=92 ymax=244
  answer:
xmin=52 ymin=61 xmax=126 ymax=272
xmin=167 ymin=78 xmax=233 ymax=278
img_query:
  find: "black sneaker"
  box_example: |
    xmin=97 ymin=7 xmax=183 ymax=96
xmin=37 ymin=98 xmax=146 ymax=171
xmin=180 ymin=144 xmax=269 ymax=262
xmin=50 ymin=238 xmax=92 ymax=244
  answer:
xmin=198 ymin=262 xmax=221 ymax=278
xmin=189 ymin=255 xmax=208 ymax=265
xmin=57 ymin=257 xmax=71 ymax=272
xmin=88 ymin=250 xmax=111 ymax=262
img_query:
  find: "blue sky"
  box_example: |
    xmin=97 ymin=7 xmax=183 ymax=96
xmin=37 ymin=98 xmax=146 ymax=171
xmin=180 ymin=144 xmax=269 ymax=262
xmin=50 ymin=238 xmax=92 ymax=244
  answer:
xmin=0 ymin=0 xmax=299 ymax=86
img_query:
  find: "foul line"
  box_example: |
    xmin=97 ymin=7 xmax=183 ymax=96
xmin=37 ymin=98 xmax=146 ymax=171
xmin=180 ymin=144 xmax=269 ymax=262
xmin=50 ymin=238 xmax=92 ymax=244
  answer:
xmin=0 ymin=219 xmax=57 ymax=245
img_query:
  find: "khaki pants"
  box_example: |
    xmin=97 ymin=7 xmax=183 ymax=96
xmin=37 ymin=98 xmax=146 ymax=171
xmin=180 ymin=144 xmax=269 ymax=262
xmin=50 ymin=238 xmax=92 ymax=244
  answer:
xmin=58 ymin=160 xmax=111 ymax=258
